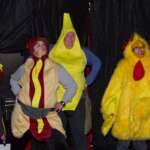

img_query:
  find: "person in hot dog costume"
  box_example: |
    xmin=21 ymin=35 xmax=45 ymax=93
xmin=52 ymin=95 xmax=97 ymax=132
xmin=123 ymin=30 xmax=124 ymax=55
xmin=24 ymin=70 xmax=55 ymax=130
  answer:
xmin=10 ymin=37 xmax=77 ymax=150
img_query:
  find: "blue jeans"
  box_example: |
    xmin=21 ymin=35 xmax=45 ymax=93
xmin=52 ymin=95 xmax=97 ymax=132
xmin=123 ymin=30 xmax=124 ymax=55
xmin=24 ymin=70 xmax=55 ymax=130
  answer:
xmin=117 ymin=140 xmax=147 ymax=150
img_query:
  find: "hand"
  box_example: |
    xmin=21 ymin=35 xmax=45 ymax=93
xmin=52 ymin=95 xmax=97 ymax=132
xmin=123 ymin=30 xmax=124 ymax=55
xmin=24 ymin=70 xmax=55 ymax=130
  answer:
xmin=55 ymin=102 xmax=64 ymax=112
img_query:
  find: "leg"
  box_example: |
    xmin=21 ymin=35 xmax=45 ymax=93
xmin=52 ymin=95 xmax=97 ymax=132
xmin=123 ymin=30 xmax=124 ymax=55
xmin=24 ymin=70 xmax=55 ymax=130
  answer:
xmin=30 ymin=138 xmax=49 ymax=150
xmin=11 ymin=131 xmax=31 ymax=150
xmin=117 ymin=140 xmax=130 ymax=150
xmin=133 ymin=141 xmax=147 ymax=150
xmin=58 ymin=111 xmax=67 ymax=130
xmin=68 ymin=96 xmax=88 ymax=150
xmin=46 ymin=129 xmax=69 ymax=150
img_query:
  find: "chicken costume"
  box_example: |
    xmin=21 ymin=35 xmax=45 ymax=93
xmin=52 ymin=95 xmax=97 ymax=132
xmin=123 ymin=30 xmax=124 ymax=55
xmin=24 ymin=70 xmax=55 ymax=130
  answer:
xmin=101 ymin=33 xmax=150 ymax=140
xmin=49 ymin=13 xmax=87 ymax=111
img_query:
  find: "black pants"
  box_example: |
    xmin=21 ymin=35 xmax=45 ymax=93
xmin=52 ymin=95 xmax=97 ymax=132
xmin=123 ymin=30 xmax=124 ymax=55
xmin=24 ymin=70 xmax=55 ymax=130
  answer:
xmin=59 ymin=97 xmax=88 ymax=150
xmin=11 ymin=129 xmax=68 ymax=150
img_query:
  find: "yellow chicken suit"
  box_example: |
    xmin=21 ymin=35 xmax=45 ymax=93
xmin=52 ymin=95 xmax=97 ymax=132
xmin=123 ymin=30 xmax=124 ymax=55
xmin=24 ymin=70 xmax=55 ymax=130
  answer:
xmin=101 ymin=33 xmax=150 ymax=140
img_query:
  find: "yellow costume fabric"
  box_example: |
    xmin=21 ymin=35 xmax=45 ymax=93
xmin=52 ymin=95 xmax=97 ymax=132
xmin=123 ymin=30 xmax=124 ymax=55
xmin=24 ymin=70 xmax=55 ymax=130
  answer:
xmin=0 ymin=64 xmax=3 ymax=72
xmin=31 ymin=59 xmax=44 ymax=133
xmin=49 ymin=13 xmax=87 ymax=110
xmin=11 ymin=58 xmax=65 ymax=138
xmin=101 ymin=33 xmax=150 ymax=140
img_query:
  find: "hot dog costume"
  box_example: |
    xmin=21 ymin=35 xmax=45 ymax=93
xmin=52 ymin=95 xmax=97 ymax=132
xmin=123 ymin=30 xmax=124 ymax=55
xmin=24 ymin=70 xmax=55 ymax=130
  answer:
xmin=101 ymin=33 xmax=150 ymax=140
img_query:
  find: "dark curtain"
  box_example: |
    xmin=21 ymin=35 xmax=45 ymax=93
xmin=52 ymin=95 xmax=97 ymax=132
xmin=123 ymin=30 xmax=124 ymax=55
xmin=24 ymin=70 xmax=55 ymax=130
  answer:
xmin=1 ymin=0 xmax=150 ymax=149
xmin=91 ymin=0 xmax=150 ymax=149
xmin=0 ymin=0 xmax=88 ymax=53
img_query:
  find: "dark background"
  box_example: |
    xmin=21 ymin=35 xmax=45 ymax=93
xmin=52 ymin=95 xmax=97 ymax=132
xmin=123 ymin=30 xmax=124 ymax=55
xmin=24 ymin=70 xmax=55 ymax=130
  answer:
xmin=1 ymin=0 xmax=150 ymax=149
xmin=0 ymin=0 xmax=88 ymax=53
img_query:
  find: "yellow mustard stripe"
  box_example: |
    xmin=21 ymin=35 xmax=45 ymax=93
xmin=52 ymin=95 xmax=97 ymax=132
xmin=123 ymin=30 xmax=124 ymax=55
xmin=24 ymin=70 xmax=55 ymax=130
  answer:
xmin=31 ymin=59 xmax=44 ymax=133
xmin=37 ymin=119 xmax=44 ymax=133
xmin=31 ymin=59 xmax=42 ymax=107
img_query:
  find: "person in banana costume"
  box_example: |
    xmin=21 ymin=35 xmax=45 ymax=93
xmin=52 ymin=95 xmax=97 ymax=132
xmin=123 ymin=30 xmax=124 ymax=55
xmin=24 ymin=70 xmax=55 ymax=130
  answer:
xmin=10 ymin=37 xmax=77 ymax=150
xmin=49 ymin=13 xmax=101 ymax=150
xmin=101 ymin=33 xmax=149 ymax=150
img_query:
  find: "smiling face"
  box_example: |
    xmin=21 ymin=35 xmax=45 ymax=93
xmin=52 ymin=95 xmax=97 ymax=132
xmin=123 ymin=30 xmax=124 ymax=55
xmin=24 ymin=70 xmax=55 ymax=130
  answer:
xmin=131 ymin=39 xmax=146 ymax=58
xmin=132 ymin=46 xmax=145 ymax=58
xmin=33 ymin=41 xmax=47 ymax=58
xmin=64 ymin=32 xmax=75 ymax=49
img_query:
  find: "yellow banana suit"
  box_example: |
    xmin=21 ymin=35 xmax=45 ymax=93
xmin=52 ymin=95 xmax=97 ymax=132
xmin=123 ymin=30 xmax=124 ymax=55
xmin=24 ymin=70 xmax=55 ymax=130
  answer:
xmin=49 ymin=13 xmax=87 ymax=111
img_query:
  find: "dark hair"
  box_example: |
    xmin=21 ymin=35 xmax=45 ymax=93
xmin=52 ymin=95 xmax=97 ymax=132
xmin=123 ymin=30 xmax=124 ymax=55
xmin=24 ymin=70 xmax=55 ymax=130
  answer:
xmin=26 ymin=37 xmax=49 ymax=52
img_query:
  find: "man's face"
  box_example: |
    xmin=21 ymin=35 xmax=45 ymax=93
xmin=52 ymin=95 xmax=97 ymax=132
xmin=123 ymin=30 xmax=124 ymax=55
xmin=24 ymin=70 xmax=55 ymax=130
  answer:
xmin=132 ymin=46 xmax=145 ymax=58
xmin=33 ymin=41 xmax=47 ymax=58
xmin=64 ymin=32 xmax=75 ymax=49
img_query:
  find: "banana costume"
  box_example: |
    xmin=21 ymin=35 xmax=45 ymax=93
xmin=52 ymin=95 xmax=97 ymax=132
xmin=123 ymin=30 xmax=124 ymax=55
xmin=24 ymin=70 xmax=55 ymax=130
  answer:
xmin=101 ymin=33 xmax=150 ymax=140
xmin=49 ymin=13 xmax=87 ymax=110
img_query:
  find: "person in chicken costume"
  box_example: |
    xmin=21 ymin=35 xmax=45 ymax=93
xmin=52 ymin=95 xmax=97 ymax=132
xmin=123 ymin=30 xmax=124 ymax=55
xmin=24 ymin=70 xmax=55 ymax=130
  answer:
xmin=10 ymin=37 xmax=77 ymax=150
xmin=49 ymin=13 xmax=101 ymax=150
xmin=101 ymin=33 xmax=149 ymax=150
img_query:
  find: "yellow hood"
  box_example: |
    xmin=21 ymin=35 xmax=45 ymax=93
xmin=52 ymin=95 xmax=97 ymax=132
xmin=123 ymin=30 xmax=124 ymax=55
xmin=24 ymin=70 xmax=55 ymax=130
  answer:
xmin=49 ymin=13 xmax=87 ymax=110
xmin=123 ymin=33 xmax=150 ymax=62
xmin=49 ymin=13 xmax=86 ymax=66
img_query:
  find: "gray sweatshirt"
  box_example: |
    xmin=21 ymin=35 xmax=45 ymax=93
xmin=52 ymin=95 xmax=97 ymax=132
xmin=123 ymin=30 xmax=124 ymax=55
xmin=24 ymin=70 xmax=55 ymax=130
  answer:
xmin=10 ymin=64 xmax=77 ymax=104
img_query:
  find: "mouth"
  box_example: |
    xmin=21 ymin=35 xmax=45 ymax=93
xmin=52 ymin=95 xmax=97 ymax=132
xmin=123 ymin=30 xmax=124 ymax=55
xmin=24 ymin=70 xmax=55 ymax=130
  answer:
xmin=137 ymin=51 xmax=145 ymax=57
xmin=139 ymin=49 xmax=145 ymax=55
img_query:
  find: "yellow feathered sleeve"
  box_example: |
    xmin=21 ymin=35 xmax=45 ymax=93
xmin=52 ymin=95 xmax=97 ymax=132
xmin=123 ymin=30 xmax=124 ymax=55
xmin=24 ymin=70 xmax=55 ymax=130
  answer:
xmin=100 ymin=60 xmax=125 ymax=136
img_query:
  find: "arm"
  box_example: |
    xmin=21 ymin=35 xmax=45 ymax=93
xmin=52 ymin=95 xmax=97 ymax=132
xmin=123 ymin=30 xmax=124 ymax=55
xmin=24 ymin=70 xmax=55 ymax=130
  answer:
xmin=10 ymin=65 xmax=24 ymax=96
xmin=55 ymin=65 xmax=77 ymax=112
xmin=100 ymin=60 xmax=125 ymax=136
xmin=57 ymin=65 xmax=77 ymax=104
xmin=83 ymin=47 xmax=101 ymax=86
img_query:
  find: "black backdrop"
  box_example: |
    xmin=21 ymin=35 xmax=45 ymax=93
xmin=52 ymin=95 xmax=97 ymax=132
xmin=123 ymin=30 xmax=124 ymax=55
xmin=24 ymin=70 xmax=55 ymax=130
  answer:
xmin=1 ymin=0 xmax=150 ymax=149
xmin=0 ymin=0 xmax=88 ymax=53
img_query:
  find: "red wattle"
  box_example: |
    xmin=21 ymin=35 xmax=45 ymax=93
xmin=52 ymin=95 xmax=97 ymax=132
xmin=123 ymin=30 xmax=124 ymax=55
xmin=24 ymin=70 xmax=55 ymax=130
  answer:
xmin=133 ymin=60 xmax=145 ymax=81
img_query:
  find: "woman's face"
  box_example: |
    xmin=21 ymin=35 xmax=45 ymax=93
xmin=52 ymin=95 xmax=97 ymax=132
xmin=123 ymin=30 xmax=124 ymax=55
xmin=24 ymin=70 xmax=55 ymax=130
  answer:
xmin=64 ymin=32 xmax=75 ymax=49
xmin=33 ymin=41 xmax=47 ymax=58
xmin=132 ymin=46 xmax=145 ymax=58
